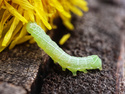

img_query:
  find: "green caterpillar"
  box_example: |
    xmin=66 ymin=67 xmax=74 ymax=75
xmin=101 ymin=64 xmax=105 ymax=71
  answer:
xmin=26 ymin=22 xmax=102 ymax=76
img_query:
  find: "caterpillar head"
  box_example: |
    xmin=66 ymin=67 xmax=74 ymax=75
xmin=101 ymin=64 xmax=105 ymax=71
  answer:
xmin=91 ymin=55 xmax=102 ymax=70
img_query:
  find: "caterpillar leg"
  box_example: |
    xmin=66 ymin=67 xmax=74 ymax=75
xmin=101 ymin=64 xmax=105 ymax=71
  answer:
xmin=62 ymin=67 xmax=66 ymax=71
xmin=54 ymin=61 xmax=57 ymax=64
xmin=72 ymin=71 xmax=77 ymax=76
xmin=83 ymin=70 xmax=88 ymax=73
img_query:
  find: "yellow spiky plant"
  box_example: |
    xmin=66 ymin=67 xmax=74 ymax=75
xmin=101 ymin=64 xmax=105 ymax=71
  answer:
xmin=0 ymin=0 xmax=88 ymax=52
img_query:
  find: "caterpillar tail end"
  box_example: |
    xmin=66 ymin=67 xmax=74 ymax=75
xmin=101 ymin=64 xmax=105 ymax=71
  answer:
xmin=26 ymin=22 xmax=32 ymax=33
xmin=26 ymin=22 xmax=38 ymax=34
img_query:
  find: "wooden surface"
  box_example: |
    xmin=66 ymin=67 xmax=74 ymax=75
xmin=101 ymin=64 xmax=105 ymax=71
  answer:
xmin=0 ymin=43 xmax=50 ymax=94
xmin=0 ymin=0 xmax=125 ymax=94
xmin=41 ymin=0 xmax=125 ymax=93
xmin=0 ymin=82 xmax=26 ymax=94
xmin=116 ymin=32 xmax=125 ymax=94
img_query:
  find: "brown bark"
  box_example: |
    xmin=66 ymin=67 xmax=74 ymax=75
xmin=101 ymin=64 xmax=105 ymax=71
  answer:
xmin=116 ymin=31 xmax=125 ymax=94
xmin=0 ymin=82 xmax=26 ymax=94
xmin=0 ymin=43 xmax=50 ymax=94
xmin=41 ymin=0 xmax=125 ymax=93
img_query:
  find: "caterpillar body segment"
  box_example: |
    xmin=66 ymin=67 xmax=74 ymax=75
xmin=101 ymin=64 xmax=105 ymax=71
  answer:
xmin=26 ymin=22 xmax=102 ymax=76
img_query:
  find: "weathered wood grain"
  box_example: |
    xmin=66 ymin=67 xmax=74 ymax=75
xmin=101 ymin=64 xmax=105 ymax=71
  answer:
xmin=0 ymin=82 xmax=26 ymax=94
xmin=0 ymin=43 xmax=50 ymax=94
xmin=41 ymin=0 xmax=125 ymax=94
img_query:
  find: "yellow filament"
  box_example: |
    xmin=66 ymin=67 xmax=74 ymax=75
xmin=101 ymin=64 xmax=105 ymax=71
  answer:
xmin=0 ymin=0 xmax=88 ymax=52
xmin=59 ymin=33 xmax=71 ymax=45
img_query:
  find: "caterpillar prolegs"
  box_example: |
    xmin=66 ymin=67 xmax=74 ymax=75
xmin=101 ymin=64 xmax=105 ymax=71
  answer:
xmin=26 ymin=22 xmax=102 ymax=76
